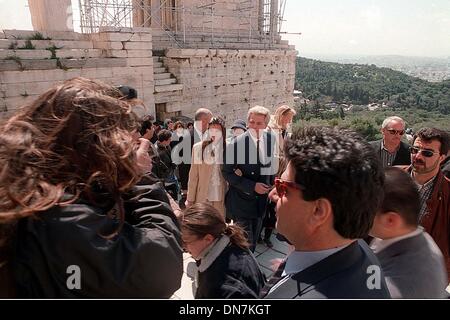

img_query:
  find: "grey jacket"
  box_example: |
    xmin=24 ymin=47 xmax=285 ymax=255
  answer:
xmin=375 ymin=231 xmax=449 ymax=299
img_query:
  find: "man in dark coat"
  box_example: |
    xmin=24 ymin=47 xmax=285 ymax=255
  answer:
xmin=370 ymin=116 xmax=410 ymax=167
xmin=223 ymin=106 xmax=276 ymax=252
xmin=262 ymin=126 xmax=391 ymax=299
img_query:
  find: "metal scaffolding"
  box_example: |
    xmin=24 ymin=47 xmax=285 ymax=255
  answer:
xmin=77 ymin=0 xmax=288 ymax=47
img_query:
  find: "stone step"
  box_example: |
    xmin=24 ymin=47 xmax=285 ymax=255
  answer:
xmin=154 ymin=72 xmax=172 ymax=80
xmin=0 ymin=59 xmax=57 ymax=71
xmin=153 ymin=67 xmax=167 ymax=73
xmin=155 ymin=78 xmax=177 ymax=86
xmin=2 ymin=30 xmax=88 ymax=41
xmin=154 ymin=61 xmax=163 ymax=68
xmin=0 ymin=38 xmax=94 ymax=50
xmin=0 ymin=49 xmax=52 ymax=59
xmin=153 ymin=56 xmax=161 ymax=62
xmin=154 ymin=84 xmax=183 ymax=93
xmin=55 ymin=49 xmax=103 ymax=59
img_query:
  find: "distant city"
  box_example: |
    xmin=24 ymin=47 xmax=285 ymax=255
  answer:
xmin=302 ymin=54 xmax=450 ymax=83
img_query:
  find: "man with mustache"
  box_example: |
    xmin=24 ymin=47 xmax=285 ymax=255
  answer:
xmin=400 ymin=127 xmax=450 ymax=284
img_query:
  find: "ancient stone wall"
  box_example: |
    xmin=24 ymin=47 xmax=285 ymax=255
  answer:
xmin=0 ymin=28 xmax=154 ymax=119
xmin=162 ymin=48 xmax=295 ymax=124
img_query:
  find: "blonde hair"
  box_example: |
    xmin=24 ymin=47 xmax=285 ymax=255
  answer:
xmin=247 ymin=106 xmax=271 ymax=125
xmin=273 ymin=105 xmax=296 ymax=129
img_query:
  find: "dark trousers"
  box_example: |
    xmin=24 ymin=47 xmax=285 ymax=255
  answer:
xmin=234 ymin=217 xmax=263 ymax=252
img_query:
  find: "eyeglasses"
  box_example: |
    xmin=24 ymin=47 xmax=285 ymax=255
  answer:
xmin=409 ymin=146 xmax=439 ymax=158
xmin=386 ymin=129 xmax=405 ymax=136
xmin=274 ymin=177 xmax=305 ymax=197
xmin=182 ymin=236 xmax=201 ymax=246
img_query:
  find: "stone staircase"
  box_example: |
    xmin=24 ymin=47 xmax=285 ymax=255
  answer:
xmin=153 ymin=56 xmax=183 ymax=104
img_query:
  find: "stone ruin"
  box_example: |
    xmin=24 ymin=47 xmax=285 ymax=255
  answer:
xmin=0 ymin=0 xmax=296 ymax=124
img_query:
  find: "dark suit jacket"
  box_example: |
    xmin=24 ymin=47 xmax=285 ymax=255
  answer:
xmin=375 ymin=231 xmax=448 ymax=298
xmin=264 ymin=240 xmax=391 ymax=299
xmin=370 ymin=140 xmax=411 ymax=166
xmin=222 ymin=131 xmax=276 ymax=220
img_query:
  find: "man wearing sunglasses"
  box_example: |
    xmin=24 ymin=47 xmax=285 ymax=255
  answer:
xmin=370 ymin=116 xmax=411 ymax=168
xmin=262 ymin=126 xmax=390 ymax=299
xmin=400 ymin=127 xmax=450 ymax=283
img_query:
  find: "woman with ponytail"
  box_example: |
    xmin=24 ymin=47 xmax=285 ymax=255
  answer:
xmin=182 ymin=203 xmax=266 ymax=298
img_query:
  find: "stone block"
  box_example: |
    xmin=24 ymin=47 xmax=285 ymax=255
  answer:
xmin=107 ymin=50 xmax=128 ymax=58
xmin=123 ymin=42 xmax=152 ymax=50
xmin=129 ymin=33 xmax=152 ymax=42
xmin=43 ymin=31 xmax=88 ymax=41
xmin=0 ymin=60 xmax=23 ymax=71
xmin=56 ymin=49 xmax=103 ymax=59
xmin=3 ymin=30 xmax=39 ymax=39
xmin=59 ymin=57 xmax=127 ymax=69
xmin=4 ymin=95 xmax=36 ymax=109
xmin=126 ymin=50 xmax=153 ymax=58
xmin=0 ymin=50 xmax=52 ymax=60
xmin=127 ymin=57 xmax=153 ymax=67
xmin=95 ymin=32 xmax=134 ymax=42
xmin=51 ymin=40 xmax=94 ymax=49
xmin=92 ymin=41 xmax=123 ymax=50
xmin=79 ymin=67 xmax=113 ymax=79
xmin=154 ymin=84 xmax=183 ymax=93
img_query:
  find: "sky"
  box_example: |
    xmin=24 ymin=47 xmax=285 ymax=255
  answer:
xmin=281 ymin=0 xmax=450 ymax=58
xmin=0 ymin=0 xmax=449 ymax=58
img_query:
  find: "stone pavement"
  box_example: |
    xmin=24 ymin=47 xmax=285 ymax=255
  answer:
xmin=171 ymin=232 xmax=290 ymax=299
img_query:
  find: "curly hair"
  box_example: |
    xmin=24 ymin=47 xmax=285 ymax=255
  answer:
xmin=284 ymin=126 xmax=384 ymax=239
xmin=0 ymin=77 xmax=141 ymax=228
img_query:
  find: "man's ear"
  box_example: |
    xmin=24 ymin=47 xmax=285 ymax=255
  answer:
xmin=379 ymin=211 xmax=401 ymax=228
xmin=310 ymin=198 xmax=333 ymax=228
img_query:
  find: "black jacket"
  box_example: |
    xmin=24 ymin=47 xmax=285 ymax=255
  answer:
xmin=195 ymin=244 xmax=266 ymax=299
xmin=13 ymin=182 xmax=183 ymax=298
xmin=370 ymin=140 xmax=411 ymax=166
xmin=222 ymin=131 xmax=276 ymax=219
xmin=152 ymin=142 xmax=176 ymax=181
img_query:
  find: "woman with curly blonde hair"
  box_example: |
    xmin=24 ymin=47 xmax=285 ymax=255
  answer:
xmin=0 ymin=77 xmax=183 ymax=298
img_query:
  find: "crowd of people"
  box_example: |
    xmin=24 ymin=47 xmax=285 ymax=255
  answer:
xmin=0 ymin=77 xmax=449 ymax=299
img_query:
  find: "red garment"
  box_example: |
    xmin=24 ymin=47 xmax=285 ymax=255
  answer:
xmin=401 ymin=166 xmax=450 ymax=279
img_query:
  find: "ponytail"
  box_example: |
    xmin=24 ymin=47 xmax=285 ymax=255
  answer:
xmin=223 ymin=223 xmax=249 ymax=250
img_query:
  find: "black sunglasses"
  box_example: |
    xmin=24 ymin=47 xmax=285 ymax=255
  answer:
xmin=409 ymin=146 xmax=438 ymax=158
xmin=386 ymin=129 xmax=405 ymax=135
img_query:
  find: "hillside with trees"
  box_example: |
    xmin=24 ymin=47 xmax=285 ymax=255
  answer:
xmin=295 ymin=57 xmax=450 ymax=114
xmin=293 ymin=57 xmax=450 ymax=141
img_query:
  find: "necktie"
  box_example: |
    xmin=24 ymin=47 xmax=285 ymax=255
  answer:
xmin=259 ymin=259 xmax=287 ymax=298
xmin=256 ymin=139 xmax=260 ymax=164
